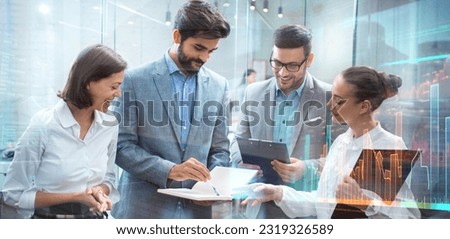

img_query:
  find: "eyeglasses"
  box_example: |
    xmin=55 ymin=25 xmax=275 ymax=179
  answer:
xmin=328 ymin=95 xmax=348 ymax=110
xmin=269 ymin=56 xmax=309 ymax=72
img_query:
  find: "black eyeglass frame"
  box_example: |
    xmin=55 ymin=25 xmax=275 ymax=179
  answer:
xmin=269 ymin=52 xmax=309 ymax=72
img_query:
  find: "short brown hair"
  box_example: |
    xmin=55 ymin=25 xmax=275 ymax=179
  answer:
xmin=273 ymin=24 xmax=312 ymax=56
xmin=174 ymin=0 xmax=230 ymax=42
xmin=58 ymin=44 xmax=127 ymax=109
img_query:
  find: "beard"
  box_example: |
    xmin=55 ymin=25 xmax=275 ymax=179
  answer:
xmin=177 ymin=43 xmax=204 ymax=75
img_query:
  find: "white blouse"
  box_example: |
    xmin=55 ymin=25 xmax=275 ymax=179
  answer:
xmin=2 ymin=100 xmax=120 ymax=215
xmin=276 ymin=123 xmax=421 ymax=219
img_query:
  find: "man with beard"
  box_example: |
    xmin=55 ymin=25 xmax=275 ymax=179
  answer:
xmin=111 ymin=0 xmax=231 ymax=219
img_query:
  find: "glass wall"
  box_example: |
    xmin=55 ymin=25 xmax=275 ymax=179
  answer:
xmin=353 ymin=0 xmax=450 ymax=214
xmin=1 ymin=0 xmax=449 ymax=217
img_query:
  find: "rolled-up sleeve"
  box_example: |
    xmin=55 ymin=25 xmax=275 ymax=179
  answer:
xmin=275 ymin=186 xmax=318 ymax=218
xmin=2 ymin=116 xmax=45 ymax=210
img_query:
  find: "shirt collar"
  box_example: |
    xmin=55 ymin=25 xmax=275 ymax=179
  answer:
xmin=94 ymin=109 xmax=117 ymax=127
xmin=56 ymin=100 xmax=78 ymax=128
xmin=343 ymin=122 xmax=382 ymax=146
xmin=164 ymin=50 xmax=181 ymax=75
xmin=275 ymin=75 xmax=307 ymax=97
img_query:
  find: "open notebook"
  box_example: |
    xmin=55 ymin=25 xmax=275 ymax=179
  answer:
xmin=157 ymin=166 xmax=258 ymax=201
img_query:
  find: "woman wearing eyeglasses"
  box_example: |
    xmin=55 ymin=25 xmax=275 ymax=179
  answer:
xmin=240 ymin=65 xmax=421 ymax=219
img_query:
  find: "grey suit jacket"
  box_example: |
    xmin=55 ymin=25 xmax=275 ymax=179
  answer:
xmin=111 ymin=57 xmax=230 ymax=219
xmin=232 ymin=72 xmax=331 ymax=191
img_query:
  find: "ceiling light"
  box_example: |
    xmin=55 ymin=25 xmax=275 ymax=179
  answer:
xmin=38 ymin=4 xmax=50 ymax=15
xmin=250 ymin=1 xmax=256 ymax=11
xmin=263 ymin=0 xmax=269 ymax=13
xmin=278 ymin=6 xmax=283 ymax=18
xmin=165 ymin=10 xmax=171 ymax=26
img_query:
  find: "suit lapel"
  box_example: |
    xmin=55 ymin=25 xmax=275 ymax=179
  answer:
xmin=186 ymin=71 xmax=209 ymax=145
xmin=290 ymin=74 xmax=314 ymax=153
xmin=264 ymin=80 xmax=276 ymax=141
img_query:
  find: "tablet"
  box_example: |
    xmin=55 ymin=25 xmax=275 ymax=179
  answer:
xmin=236 ymin=138 xmax=290 ymax=185
xmin=350 ymin=149 xmax=421 ymax=205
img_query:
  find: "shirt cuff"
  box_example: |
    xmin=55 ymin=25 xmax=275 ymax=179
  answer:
xmin=104 ymin=181 xmax=120 ymax=204
xmin=361 ymin=189 xmax=382 ymax=217
xmin=17 ymin=189 xmax=38 ymax=210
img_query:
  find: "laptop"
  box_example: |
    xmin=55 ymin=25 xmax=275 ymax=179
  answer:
xmin=236 ymin=138 xmax=290 ymax=185
xmin=332 ymin=149 xmax=421 ymax=218
xmin=350 ymin=149 xmax=421 ymax=204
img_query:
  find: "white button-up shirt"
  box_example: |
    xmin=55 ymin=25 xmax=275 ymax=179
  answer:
xmin=2 ymin=100 xmax=120 ymax=215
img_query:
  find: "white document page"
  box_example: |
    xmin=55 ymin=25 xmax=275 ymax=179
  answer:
xmin=157 ymin=166 xmax=257 ymax=201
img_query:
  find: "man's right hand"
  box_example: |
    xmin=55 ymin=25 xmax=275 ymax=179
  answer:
xmin=272 ymin=157 xmax=305 ymax=183
xmin=168 ymin=157 xmax=211 ymax=182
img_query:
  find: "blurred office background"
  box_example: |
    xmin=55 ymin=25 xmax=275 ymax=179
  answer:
xmin=0 ymin=0 xmax=449 ymax=218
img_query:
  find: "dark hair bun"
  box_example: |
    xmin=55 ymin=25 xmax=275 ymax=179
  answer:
xmin=380 ymin=72 xmax=402 ymax=98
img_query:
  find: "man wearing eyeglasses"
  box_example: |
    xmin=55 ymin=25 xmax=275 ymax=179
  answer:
xmin=231 ymin=24 xmax=333 ymax=218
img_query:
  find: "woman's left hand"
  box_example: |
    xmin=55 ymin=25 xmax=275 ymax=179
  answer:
xmin=336 ymin=176 xmax=370 ymax=205
xmin=87 ymin=187 xmax=112 ymax=212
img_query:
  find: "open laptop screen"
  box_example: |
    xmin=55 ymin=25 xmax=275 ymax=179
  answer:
xmin=350 ymin=149 xmax=421 ymax=205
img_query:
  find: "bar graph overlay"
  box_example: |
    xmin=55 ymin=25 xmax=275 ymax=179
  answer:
xmin=350 ymin=149 xmax=421 ymax=204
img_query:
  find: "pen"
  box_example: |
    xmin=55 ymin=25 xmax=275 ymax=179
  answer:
xmin=207 ymin=180 xmax=220 ymax=196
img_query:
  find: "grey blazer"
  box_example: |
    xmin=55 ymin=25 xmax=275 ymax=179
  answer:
xmin=232 ymin=73 xmax=331 ymax=190
xmin=111 ymin=57 xmax=230 ymax=219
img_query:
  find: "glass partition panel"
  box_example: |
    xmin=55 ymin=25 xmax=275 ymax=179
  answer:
xmin=0 ymin=0 xmax=103 ymax=147
xmin=354 ymin=0 xmax=450 ymax=216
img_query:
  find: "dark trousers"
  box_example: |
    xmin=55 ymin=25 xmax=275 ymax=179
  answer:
xmin=32 ymin=203 xmax=106 ymax=219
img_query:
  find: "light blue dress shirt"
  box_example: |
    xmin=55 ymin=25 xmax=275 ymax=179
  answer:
xmin=273 ymin=78 xmax=319 ymax=191
xmin=273 ymin=79 xmax=306 ymax=154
